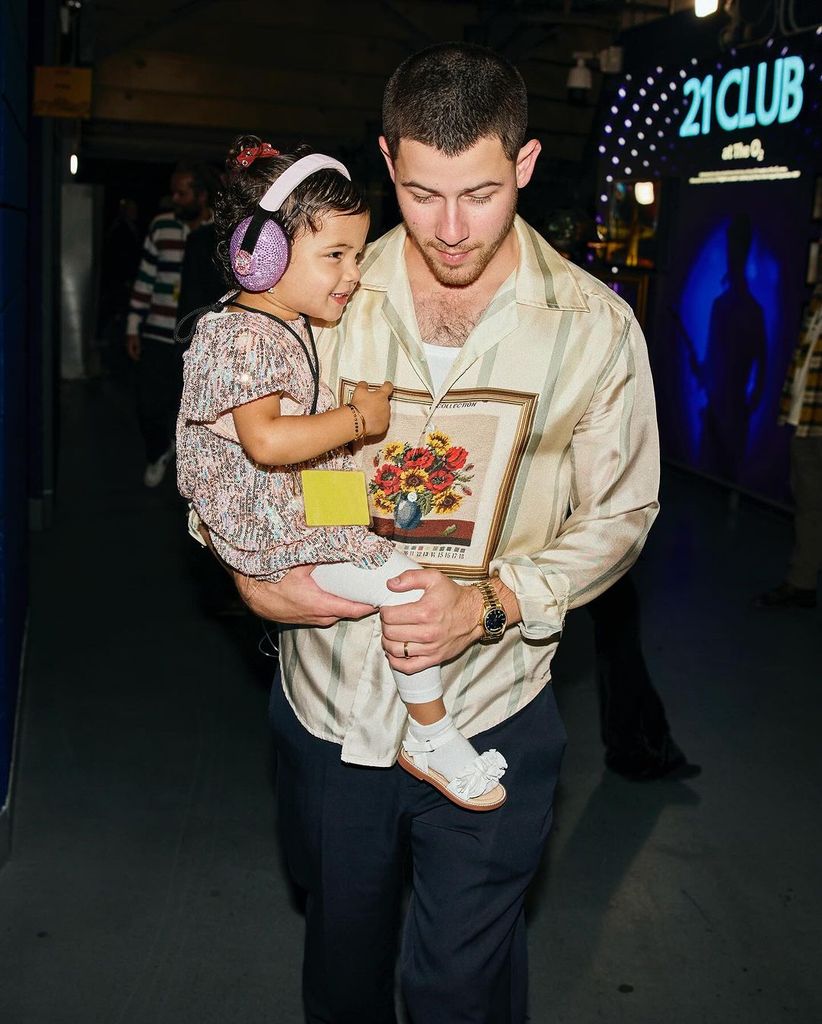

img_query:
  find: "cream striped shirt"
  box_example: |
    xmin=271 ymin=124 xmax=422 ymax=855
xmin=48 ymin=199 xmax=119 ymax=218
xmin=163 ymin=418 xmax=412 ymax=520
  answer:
xmin=278 ymin=217 xmax=660 ymax=766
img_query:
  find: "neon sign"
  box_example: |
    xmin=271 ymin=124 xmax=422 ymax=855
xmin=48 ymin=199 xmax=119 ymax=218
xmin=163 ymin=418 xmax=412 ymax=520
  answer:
xmin=679 ymin=56 xmax=804 ymax=137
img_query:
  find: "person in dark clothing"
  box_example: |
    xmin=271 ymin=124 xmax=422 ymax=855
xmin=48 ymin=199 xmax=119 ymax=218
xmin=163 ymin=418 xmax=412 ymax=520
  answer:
xmin=586 ymin=571 xmax=700 ymax=781
xmin=176 ymin=221 xmax=226 ymax=324
xmin=128 ymin=161 xmax=217 ymax=487
xmin=98 ymin=197 xmax=142 ymax=372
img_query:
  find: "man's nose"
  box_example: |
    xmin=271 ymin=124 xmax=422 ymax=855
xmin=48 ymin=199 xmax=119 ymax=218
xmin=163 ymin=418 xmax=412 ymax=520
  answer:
xmin=435 ymin=202 xmax=469 ymax=248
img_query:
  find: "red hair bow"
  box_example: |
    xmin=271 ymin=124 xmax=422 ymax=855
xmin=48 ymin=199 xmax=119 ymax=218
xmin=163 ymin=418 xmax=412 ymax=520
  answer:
xmin=236 ymin=142 xmax=280 ymax=168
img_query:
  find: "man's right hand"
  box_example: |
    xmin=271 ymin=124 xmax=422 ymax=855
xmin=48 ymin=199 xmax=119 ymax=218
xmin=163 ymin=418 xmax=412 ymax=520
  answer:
xmin=126 ymin=334 xmax=141 ymax=361
xmin=234 ymin=564 xmax=376 ymax=627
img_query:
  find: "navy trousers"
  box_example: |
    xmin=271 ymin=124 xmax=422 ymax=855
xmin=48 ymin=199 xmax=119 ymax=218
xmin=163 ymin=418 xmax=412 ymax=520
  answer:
xmin=269 ymin=679 xmax=566 ymax=1024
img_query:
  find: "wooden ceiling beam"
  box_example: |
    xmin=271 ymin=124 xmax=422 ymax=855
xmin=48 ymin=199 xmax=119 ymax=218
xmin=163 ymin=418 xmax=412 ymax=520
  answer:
xmin=96 ymin=50 xmax=388 ymax=104
xmin=92 ymin=84 xmax=377 ymax=136
xmin=97 ymin=0 xmax=226 ymax=58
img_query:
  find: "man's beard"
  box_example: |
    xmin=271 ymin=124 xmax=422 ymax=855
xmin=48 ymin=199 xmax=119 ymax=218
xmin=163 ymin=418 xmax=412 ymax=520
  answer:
xmin=410 ymin=196 xmax=517 ymax=288
xmin=174 ymin=203 xmax=202 ymax=222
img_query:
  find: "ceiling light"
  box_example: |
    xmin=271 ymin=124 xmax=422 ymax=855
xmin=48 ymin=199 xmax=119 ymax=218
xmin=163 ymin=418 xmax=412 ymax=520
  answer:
xmin=635 ymin=182 xmax=655 ymax=205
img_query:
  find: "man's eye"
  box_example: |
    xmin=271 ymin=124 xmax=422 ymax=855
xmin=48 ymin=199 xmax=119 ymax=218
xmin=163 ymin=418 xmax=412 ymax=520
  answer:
xmin=410 ymin=193 xmax=434 ymax=204
xmin=467 ymin=195 xmax=492 ymax=205
xmin=327 ymin=251 xmax=344 ymax=259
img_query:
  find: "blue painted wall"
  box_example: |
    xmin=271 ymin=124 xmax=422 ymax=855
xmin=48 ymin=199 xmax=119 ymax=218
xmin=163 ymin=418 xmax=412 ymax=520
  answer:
xmin=0 ymin=0 xmax=30 ymax=814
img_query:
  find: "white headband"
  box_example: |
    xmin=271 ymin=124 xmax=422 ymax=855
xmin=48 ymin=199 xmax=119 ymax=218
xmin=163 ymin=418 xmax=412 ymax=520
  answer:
xmin=258 ymin=154 xmax=351 ymax=212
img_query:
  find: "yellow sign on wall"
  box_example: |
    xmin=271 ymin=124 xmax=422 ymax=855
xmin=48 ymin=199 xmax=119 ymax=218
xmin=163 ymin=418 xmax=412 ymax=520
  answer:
xmin=33 ymin=66 xmax=93 ymax=119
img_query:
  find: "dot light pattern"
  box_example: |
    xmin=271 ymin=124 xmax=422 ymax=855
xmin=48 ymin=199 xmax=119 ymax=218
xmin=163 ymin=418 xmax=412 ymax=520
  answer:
xmin=595 ymin=43 xmax=822 ymax=226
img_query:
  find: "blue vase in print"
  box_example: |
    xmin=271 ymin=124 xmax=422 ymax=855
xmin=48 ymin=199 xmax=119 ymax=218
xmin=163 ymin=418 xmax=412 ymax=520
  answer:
xmin=395 ymin=493 xmax=423 ymax=530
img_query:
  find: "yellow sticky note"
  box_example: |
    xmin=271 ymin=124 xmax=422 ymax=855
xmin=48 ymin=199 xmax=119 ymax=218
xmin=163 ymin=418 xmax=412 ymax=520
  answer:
xmin=301 ymin=470 xmax=371 ymax=527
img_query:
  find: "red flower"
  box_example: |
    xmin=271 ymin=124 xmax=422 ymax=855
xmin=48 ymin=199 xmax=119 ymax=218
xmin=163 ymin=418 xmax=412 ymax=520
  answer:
xmin=403 ymin=447 xmax=435 ymax=470
xmin=426 ymin=468 xmax=455 ymax=492
xmin=444 ymin=446 xmax=468 ymax=470
xmin=374 ymin=464 xmax=402 ymax=495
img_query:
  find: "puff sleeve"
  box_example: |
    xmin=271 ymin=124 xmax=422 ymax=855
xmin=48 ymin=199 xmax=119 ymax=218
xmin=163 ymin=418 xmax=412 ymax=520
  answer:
xmin=180 ymin=318 xmax=296 ymax=424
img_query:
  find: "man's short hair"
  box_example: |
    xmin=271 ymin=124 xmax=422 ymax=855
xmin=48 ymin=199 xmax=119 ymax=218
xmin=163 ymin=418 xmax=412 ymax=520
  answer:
xmin=174 ymin=160 xmax=220 ymax=204
xmin=382 ymin=42 xmax=528 ymax=161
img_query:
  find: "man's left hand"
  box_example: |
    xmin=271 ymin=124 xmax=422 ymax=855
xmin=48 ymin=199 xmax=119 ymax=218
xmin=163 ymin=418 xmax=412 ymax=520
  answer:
xmin=381 ymin=569 xmax=485 ymax=672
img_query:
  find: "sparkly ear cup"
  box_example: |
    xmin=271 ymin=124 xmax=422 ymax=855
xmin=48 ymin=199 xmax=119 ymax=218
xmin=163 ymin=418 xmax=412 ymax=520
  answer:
xmin=229 ymin=216 xmax=290 ymax=291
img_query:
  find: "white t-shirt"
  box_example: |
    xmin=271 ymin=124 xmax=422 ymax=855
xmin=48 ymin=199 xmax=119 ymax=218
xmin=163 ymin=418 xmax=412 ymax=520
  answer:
xmin=423 ymin=342 xmax=461 ymax=395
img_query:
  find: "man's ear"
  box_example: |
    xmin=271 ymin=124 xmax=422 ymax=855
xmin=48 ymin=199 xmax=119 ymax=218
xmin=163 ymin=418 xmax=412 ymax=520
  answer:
xmin=378 ymin=137 xmax=397 ymax=183
xmin=515 ymin=139 xmax=541 ymax=189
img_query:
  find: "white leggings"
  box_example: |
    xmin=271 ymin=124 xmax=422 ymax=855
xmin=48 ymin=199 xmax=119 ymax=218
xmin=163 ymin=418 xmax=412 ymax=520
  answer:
xmin=311 ymin=551 xmax=443 ymax=706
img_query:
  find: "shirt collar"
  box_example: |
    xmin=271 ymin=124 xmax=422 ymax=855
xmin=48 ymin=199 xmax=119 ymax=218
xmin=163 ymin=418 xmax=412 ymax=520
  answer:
xmin=359 ymin=215 xmax=589 ymax=313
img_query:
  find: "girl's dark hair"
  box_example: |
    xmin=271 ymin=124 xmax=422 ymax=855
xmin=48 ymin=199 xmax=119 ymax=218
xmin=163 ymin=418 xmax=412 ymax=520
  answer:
xmin=382 ymin=43 xmax=527 ymax=161
xmin=214 ymin=136 xmax=370 ymax=285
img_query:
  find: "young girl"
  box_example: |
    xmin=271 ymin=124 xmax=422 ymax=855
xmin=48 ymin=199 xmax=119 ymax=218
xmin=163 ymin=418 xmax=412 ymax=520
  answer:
xmin=177 ymin=137 xmax=507 ymax=810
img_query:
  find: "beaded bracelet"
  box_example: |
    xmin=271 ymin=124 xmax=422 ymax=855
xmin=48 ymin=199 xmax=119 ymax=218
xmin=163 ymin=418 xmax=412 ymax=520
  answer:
xmin=346 ymin=402 xmax=366 ymax=441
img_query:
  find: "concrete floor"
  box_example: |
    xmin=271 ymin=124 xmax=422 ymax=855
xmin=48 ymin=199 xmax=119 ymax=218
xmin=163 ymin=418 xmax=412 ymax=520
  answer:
xmin=0 ymin=376 xmax=819 ymax=1024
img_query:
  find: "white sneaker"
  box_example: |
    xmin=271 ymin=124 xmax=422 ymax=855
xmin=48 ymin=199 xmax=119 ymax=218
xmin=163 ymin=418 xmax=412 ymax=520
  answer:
xmin=143 ymin=443 xmax=174 ymax=488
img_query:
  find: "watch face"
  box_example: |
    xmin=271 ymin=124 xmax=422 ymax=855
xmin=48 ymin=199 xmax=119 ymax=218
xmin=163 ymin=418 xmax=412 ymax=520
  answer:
xmin=484 ymin=608 xmax=507 ymax=634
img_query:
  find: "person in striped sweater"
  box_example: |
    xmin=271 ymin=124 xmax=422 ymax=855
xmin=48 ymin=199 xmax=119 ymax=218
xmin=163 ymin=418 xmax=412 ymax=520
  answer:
xmin=127 ymin=162 xmax=214 ymax=486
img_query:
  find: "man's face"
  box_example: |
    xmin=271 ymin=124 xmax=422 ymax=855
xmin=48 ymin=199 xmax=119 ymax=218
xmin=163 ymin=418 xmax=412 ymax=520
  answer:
xmin=170 ymin=173 xmax=205 ymax=221
xmin=380 ymin=136 xmax=539 ymax=288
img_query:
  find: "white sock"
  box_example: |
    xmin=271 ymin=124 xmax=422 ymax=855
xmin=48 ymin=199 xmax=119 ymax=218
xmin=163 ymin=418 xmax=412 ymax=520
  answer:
xmin=406 ymin=713 xmax=480 ymax=783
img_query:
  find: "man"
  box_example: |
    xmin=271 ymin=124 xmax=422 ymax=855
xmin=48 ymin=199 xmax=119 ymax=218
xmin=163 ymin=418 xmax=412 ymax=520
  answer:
xmin=231 ymin=44 xmax=659 ymax=1023
xmin=176 ymin=217 xmax=225 ymax=324
xmin=127 ymin=161 xmax=214 ymax=486
xmin=757 ymin=281 xmax=822 ymax=609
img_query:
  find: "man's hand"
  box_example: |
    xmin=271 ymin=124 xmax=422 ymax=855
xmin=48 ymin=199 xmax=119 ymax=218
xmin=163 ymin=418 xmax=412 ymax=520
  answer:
xmin=379 ymin=569 xmax=485 ymax=672
xmin=381 ymin=570 xmax=523 ymax=672
xmin=126 ymin=334 xmax=141 ymax=361
xmin=234 ymin=564 xmax=376 ymax=627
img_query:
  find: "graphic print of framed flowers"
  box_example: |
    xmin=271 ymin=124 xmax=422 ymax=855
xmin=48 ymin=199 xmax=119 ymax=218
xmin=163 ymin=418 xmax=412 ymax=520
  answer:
xmin=369 ymin=430 xmax=475 ymax=531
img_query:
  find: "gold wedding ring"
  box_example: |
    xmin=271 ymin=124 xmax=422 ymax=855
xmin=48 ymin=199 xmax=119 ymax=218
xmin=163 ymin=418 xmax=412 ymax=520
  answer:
xmin=403 ymin=640 xmax=410 ymax=659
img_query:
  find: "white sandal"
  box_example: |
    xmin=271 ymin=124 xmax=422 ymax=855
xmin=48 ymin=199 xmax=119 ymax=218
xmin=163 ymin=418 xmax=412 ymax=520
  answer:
xmin=398 ymin=730 xmax=508 ymax=812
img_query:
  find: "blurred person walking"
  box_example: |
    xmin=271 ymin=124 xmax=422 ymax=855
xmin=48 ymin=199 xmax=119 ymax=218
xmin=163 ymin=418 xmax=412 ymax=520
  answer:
xmin=757 ymin=282 xmax=822 ymax=609
xmin=127 ymin=161 xmax=215 ymax=486
xmin=97 ymin=197 xmax=141 ymax=373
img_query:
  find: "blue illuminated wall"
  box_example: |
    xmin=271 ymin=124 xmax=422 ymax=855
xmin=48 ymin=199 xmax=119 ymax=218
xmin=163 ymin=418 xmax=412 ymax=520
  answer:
xmin=596 ymin=34 xmax=822 ymax=502
xmin=0 ymin=0 xmax=30 ymax=839
xmin=653 ymin=180 xmax=809 ymax=501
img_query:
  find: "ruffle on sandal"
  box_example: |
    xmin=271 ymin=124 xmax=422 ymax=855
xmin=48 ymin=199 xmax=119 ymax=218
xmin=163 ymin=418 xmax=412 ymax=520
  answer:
xmin=398 ymin=734 xmax=508 ymax=812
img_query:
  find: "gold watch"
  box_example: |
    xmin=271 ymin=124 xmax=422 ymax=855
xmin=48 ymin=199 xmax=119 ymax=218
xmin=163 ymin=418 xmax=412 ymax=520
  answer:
xmin=474 ymin=578 xmax=507 ymax=642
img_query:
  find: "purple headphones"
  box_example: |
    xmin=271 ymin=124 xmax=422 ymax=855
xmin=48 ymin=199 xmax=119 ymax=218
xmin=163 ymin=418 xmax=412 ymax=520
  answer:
xmin=229 ymin=153 xmax=351 ymax=292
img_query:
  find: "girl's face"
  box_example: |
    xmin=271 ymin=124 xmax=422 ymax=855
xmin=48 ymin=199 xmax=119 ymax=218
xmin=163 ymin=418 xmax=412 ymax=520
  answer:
xmin=267 ymin=211 xmax=370 ymax=322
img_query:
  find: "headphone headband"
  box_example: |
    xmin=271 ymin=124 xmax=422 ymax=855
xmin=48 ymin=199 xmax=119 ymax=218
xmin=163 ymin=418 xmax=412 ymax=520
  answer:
xmin=258 ymin=154 xmax=351 ymax=212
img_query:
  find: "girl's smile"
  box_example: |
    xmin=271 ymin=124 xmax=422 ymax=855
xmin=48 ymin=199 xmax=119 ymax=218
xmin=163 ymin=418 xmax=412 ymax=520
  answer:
xmin=264 ymin=211 xmax=370 ymax=323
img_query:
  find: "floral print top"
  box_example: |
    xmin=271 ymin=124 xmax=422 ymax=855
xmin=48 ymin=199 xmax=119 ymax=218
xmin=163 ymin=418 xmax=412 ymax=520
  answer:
xmin=176 ymin=305 xmax=392 ymax=581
